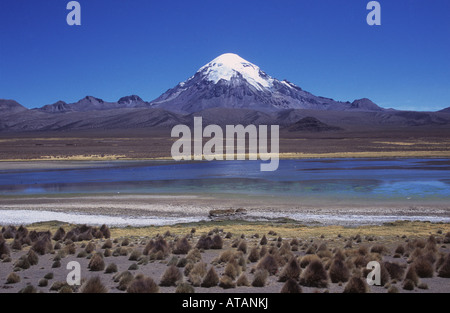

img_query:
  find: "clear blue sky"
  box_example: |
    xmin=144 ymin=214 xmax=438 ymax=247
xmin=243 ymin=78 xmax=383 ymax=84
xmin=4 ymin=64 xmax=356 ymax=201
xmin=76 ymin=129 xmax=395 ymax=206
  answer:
xmin=0 ymin=0 xmax=449 ymax=111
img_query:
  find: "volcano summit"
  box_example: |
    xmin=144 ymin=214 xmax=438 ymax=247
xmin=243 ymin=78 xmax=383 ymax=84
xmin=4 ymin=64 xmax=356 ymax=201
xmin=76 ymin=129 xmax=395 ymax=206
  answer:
xmin=151 ymin=53 xmax=383 ymax=113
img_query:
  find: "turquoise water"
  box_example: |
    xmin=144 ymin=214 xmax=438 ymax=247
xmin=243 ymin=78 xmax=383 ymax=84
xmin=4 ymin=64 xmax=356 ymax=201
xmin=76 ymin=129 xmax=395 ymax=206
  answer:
xmin=0 ymin=158 xmax=449 ymax=201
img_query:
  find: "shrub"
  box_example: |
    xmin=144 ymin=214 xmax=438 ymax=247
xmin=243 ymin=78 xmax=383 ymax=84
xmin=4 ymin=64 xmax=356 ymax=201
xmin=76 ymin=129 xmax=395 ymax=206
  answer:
xmin=116 ymin=271 xmax=134 ymax=291
xmin=81 ymin=276 xmax=108 ymax=293
xmin=201 ymin=267 xmax=219 ymax=288
xmin=343 ymin=276 xmax=368 ymax=293
xmin=44 ymin=272 xmax=54 ymax=280
xmin=31 ymin=238 xmax=51 ymax=255
xmin=189 ymin=274 xmax=202 ymax=287
xmin=353 ymin=255 xmax=368 ymax=268
xmin=237 ymin=241 xmax=247 ymax=254
xmin=211 ymin=235 xmax=223 ymax=249
xmin=219 ymin=275 xmax=236 ymax=289
xmin=196 ymin=236 xmax=213 ymax=250
xmin=190 ymin=261 xmax=207 ymax=278
xmin=176 ymin=258 xmax=188 ymax=268
xmin=100 ymin=224 xmax=111 ymax=239
xmin=129 ymin=249 xmax=142 ymax=261
xmin=127 ymin=275 xmax=159 ymax=293
xmin=173 ymin=237 xmax=192 ymax=254
xmin=299 ymin=260 xmax=328 ymax=288
xmin=14 ymin=255 xmax=30 ymax=270
xmin=175 ymin=282 xmax=195 ymax=293
xmin=105 ymin=263 xmax=118 ymax=274
xmin=52 ymin=227 xmax=66 ymax=241
xmin=236 ymin=273 xmax=250 ymax=287
xmin=403 ymin=279 xmax=415 ymax=291
xmin=27 ymin=249 xmax=39 ymax=266
xmin=11 ymin=239 xmax=22 ymax=251
xmin=218 ymin=250 xmax=235 ymax=263
xmin=128 ymin=263 xmax=139 ymax=271
xmin=333 ymin=249 xmax=346 ymax=262
xmin=2 ymin=226 xmax=16 ymax=239
xmin=279 ymin=257 xmax=301 ymax=282
xmin=387 ymin=285 xmax=399 ymax=293
xmin=256 ymin=254 xmax=278 ymax=275
xmin=384 ymin=262 xmax=405 ymax=281
xmin=300 ymin=254 xmax=320 ymax=268
xmin=413 ymin=257 xmax=434 ymax=278
xmin=370 ymin=244 xmax=387 ymax=255
xmin=77 ymin=250 xmax=88 ymax=258
xmin=358 ymin=246 xmax=368 ymax=255
xmin=121 ymin=238 xmax=130 ymax=246
xmin=248 ymin=247 xmax=260 ymax=263
xmin=50 ymin=281 xmax=68 ymax=291
xmin=6 ymin=272 xmax=20 ymax=284
xmin=38 ymin=278 xmax=48 ymax=287
xmin=404 ymin=265 xmax=419 ymax=285
xmin=160 ymin=265 xmax=182 ymax=287
xmin=252 ymin=269 xmax=268 ymax=287
xmin=88 ymin=253 xmax=105 ymax=271
xmin=438 ymin=253 xmax=450 ymax=278
xmin=64 ymin=243 xmax=76 ymax=255
xmin=329 ymin=259 xmax=350 ymax=283
xmin=20 ymin=285 xmax=38 ymax=293
xmin=260 ymin=235 xmax=268 ymax=245
xmin=280 ymin=278 xmax=302 ymax=293
xmin=85 ymin=242 xmax=96 ymax=254
xmin=144 ymin=237 xmax=169 ymax=257
xmin=101 ymin=239 xmax=113 ymax=249
xmin=77 ymin=229 xmax=93 ymax=241
xmin=224 ymin=260 xmax=239 ymax=280
xmin=186 ymin=248 xmax=202 ymax=263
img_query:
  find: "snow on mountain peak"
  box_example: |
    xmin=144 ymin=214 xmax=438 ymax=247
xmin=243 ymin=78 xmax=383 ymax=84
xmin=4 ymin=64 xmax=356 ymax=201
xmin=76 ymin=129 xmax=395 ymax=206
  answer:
xmin=198 ymin=53 xmax=274 ymax=91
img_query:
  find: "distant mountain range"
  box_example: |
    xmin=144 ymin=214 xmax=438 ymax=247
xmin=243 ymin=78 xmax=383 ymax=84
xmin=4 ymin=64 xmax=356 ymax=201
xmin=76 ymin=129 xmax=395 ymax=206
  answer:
xmin=1 ymin=53 xmax=449 ymax=132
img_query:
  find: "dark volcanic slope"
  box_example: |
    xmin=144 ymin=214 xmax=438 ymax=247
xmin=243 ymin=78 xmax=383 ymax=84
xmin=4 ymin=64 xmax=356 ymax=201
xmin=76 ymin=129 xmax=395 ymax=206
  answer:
xmin=288 ymin=117 xmax=343 ymax=132
xmin=0 ymin=99 xmax=27 ymax=115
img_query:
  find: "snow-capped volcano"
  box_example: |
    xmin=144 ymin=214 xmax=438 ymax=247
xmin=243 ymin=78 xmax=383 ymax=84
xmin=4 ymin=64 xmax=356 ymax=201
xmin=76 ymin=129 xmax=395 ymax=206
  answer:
xmin=198 ymin=53 xmax=274 ymax=91
xmin=151 ymin=53 xmax=383 ymax=114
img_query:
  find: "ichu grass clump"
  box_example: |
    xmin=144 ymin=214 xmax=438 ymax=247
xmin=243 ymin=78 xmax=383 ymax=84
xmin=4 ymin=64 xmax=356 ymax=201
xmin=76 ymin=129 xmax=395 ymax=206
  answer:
xmin=279 ymin=257 xmax=301 ymax=282
xmin=211 ymin=235 xmax=223 ymax=250
xmin=175 ymin=282 xmax=195 ymax=293
xmin=219 ymin=275 xmax=236 ymax=289
xmin=201 ymin=267 xmax=219 ymax=288
xmin=343 ymin=276 xmax=369 ymax=293
xmin=280 ymin=278 xmax=302 ymax=293
xmin=329 ymin=258 xmax=350 ymax=283
xmin=256 ymin=254 xmax=278 ymax=275
xmin=160 ymin=265 xmax=183 ymax=287
xmin=127 ymin=275 xmax=159 ymax=293
xmin=6 ymin=272 xmax=21 ymax=284
xmin=105 ymin=263 xmax=118 ymax=274
xmin=88 ymin=253 xmax=105 ymax=271
xmin=173 ymin=237 xmax=192 ymax=255
xmin=438 ymin=253 xmax=450 ymax=278
xmin=81 ymin=276 xmax=108 ymax=293
xmin=299 ymin=260 xmax=328 ymax=288
xmin=251 ymin=269 xmax=268 ymax=287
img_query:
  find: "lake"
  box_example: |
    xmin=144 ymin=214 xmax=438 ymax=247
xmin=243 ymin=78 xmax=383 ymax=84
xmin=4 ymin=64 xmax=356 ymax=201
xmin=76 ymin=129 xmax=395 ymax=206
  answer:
xmin=0 ymin=158 xmax=449 ymax=202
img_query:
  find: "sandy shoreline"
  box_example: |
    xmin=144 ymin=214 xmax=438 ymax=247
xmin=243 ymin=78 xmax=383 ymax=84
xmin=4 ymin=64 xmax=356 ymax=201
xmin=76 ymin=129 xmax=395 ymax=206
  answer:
xmin=0 ymin=194 xmax=449 ymax=227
